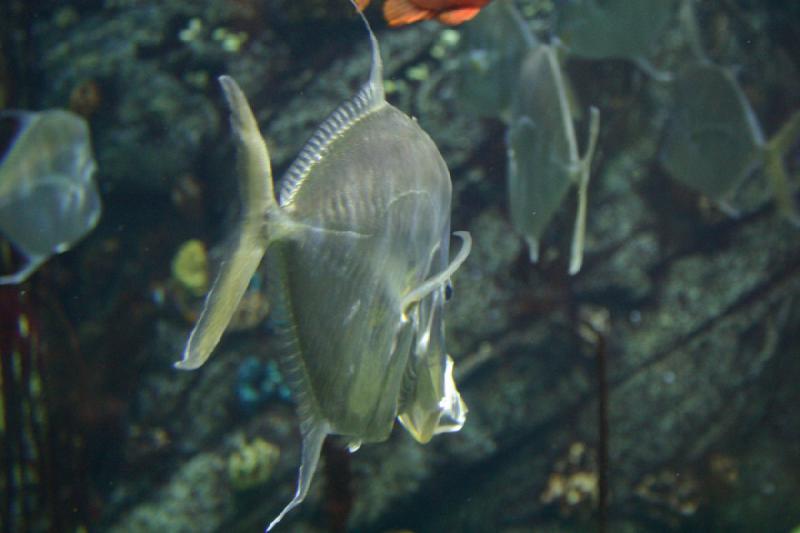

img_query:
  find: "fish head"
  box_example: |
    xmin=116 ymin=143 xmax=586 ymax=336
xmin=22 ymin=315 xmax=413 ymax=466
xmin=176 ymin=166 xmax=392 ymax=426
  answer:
xmin=398 ymin=231 xmax=468 ymax=444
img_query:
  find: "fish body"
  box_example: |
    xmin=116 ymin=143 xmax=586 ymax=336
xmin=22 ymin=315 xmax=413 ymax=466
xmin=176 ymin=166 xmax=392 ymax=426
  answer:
xmin=358 ymin=0 xmax=492 ymax=26
xmin=507 ymin=44 xmax=599 ymax=273
xmin=0 ymin=109 xmax=101 ymax=284
xmin=455 ymin=0 xmax=537 ymax=119
xmin=661 ymin=62 xmax=763 ymax=202
xmin=175 ymin=8 xmax=470 ymax=530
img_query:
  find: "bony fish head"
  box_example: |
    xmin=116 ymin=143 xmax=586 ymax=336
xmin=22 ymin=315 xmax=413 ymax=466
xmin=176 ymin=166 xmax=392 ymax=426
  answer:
xmin=398 ymin=283 xmax=467 ymax=444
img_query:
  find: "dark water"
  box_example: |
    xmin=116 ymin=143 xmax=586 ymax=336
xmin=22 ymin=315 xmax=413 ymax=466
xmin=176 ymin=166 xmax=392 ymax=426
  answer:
xmin=1 ymin=1 xmax=799 ymax=532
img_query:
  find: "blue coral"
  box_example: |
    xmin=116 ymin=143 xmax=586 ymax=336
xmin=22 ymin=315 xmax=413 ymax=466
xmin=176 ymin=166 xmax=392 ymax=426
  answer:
xmin=235 ymin=357 xmax=291 ymax=414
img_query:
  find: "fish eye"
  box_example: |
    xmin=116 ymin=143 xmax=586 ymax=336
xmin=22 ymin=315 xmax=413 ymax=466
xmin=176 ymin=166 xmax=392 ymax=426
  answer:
xmin=444 ymin=281 xmax=453 ymax=301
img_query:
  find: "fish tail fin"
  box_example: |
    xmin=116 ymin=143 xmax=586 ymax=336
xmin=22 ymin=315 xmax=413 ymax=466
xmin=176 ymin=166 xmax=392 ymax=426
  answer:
xmin=383 ymin=0 xmax=433 ymax=26
xmin=266 ymin=421 xmax=330 ymax=531
xmin=174 ymin=76 xmax=275 ymax=370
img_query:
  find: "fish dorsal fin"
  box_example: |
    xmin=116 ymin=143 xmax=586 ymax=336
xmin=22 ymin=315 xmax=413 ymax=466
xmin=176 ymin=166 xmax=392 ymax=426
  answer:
xmin=279 ymin=5 xmax=385 ymax=205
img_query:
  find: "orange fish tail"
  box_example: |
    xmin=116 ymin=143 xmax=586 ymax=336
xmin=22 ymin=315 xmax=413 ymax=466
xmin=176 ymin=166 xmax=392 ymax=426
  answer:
xmin=355 ymin=0 xmax=371 ymax=12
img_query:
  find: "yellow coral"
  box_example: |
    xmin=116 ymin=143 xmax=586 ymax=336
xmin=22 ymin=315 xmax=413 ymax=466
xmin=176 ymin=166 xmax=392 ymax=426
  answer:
xmin=227 ymin=437 xmax=280 ymax=491
xmin=171 ymin=239 xmax=209 ymax=297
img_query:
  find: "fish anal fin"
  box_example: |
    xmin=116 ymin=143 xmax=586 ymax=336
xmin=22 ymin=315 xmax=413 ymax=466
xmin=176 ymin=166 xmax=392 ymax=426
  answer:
xmin=384 ymin=0 xmax=432 ymax=26
xmin=267 ymin=420 xmax=330 ymax=531
xmin=437 ymin=6 xmax=482 ymax=25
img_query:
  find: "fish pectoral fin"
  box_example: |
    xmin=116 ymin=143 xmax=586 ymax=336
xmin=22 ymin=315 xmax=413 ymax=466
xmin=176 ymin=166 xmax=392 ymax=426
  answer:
xmin=400 ymin=231 xmax=472 ymax=321
xmin=437 ymin=6 xmax=482 ymax=25
xmin=384 ymin=0 xmax=432 ymax=26
xmin=267 ymin=420 xmax=330 ymax=531
xmin=174 ymin=224 xmax=267 ymax=370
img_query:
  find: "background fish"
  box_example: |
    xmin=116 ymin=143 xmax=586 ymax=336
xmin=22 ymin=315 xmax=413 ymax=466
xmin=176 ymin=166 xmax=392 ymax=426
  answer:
xmin=175 ymin=6 xmax=470 ymax=531
xmin=507 ymin=45 xmax=599 ymax=274
xmin=0 ymin=109 xmax=101 ymax=284
xmin=357 ymin=0 xmax=493 ymax=26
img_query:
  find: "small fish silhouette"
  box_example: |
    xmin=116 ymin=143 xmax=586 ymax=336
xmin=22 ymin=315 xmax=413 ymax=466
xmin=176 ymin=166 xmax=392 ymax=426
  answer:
xmin=0 ymin=110 xmax=101 ymax=284
xmin=175 ymin=5 xmax=471 ymax=530
xmin=507 ymin=45 xmax=599 ymax=274
xmin=357 ymin=0 xmax=493 ymax=26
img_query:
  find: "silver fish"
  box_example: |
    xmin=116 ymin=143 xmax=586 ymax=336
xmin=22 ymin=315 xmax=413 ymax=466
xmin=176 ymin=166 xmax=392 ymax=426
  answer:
xmin=661 ymin=62 xmax=763 ymax=205
xmin=507 ymin=44 xmax=599 ymax=274
xmin=455 ymin=0 xmax=537 ymax=120
xmin=0 ymin=109 xmax=101 ymax=284
xmin=661 ymin=61 xmax=800 ymax=222
xmin=557 ymin=0 xmax=676 ymax=79
xmin=174 ymin=8 xmax=471 ymax=531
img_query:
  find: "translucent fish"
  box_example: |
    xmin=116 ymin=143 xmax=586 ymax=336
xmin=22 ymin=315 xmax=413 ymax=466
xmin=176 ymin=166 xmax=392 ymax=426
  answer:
xmin=0 ymin=110 xmax=101 ymax=284
xmin=507 ymin=45 xmax=599 ymax=274
xmin=454 ymin=0 xmax=537 ymax=119
xmin=174 ymin=7 xmax=471 ymax=531
xmin=662 ymin=62 xmax=800 ymax=222
xmin=556 ymin=0 xmax=677 ymax=79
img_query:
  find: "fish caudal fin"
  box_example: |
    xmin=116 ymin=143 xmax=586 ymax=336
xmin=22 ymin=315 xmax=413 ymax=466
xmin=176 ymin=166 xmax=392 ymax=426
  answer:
xmin=383 ymin=0 xmax=433 ymax=26
xmin=437 ymin=6 xmax=482 ymax=25
xmin=174 ymin=76 xmax=277 ymax=370
xmin=267 ymin=420 xmax=330 ymax=531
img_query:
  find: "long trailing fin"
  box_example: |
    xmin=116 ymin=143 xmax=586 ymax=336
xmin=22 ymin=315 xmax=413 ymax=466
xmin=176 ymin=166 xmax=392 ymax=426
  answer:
xmin=174 ymin=76 xmax=275 ymax=370
xmin=279 ymin=2 xmax=384 ymax=205
xmin=266 ymin=420 xmax=330 ymax=531
xmin=400 ymin=231 xmax=472 ymax=320
xmin=764 ymin=110 xmax=800 ymax=225
xmin=569 ymin=106 xmax=600 ymax=275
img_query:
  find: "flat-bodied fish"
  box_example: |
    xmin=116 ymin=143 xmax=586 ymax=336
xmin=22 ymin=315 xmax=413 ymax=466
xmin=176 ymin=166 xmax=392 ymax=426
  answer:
xmin=454 ymin=0 xmax=537 ymax=119
xmin=0 ymin=110 xmax=101 ymax=284
xmin=557 ymin=0 xmax=677 ymax=79
xmin=661 ymin=61 xmax=800 ymax=222
xmin=174 ymin=6 xmax=471 ymax=531
xmin=507 ymin=44 xmax=599 ymax=274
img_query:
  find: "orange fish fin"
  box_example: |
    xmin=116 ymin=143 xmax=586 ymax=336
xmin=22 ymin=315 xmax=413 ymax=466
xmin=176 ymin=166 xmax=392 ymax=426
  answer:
xmin=384 ymin=0 xmax=434 ymax=26
xmin=436 ymin=6 xmax=482 ymax=25
xmin=354 ymin=0 xmax=371 ymax=12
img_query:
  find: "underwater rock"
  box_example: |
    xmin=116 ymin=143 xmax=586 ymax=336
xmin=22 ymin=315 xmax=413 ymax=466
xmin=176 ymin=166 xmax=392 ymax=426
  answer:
xmin=0 ymin=109 xmax=101 ymax=284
